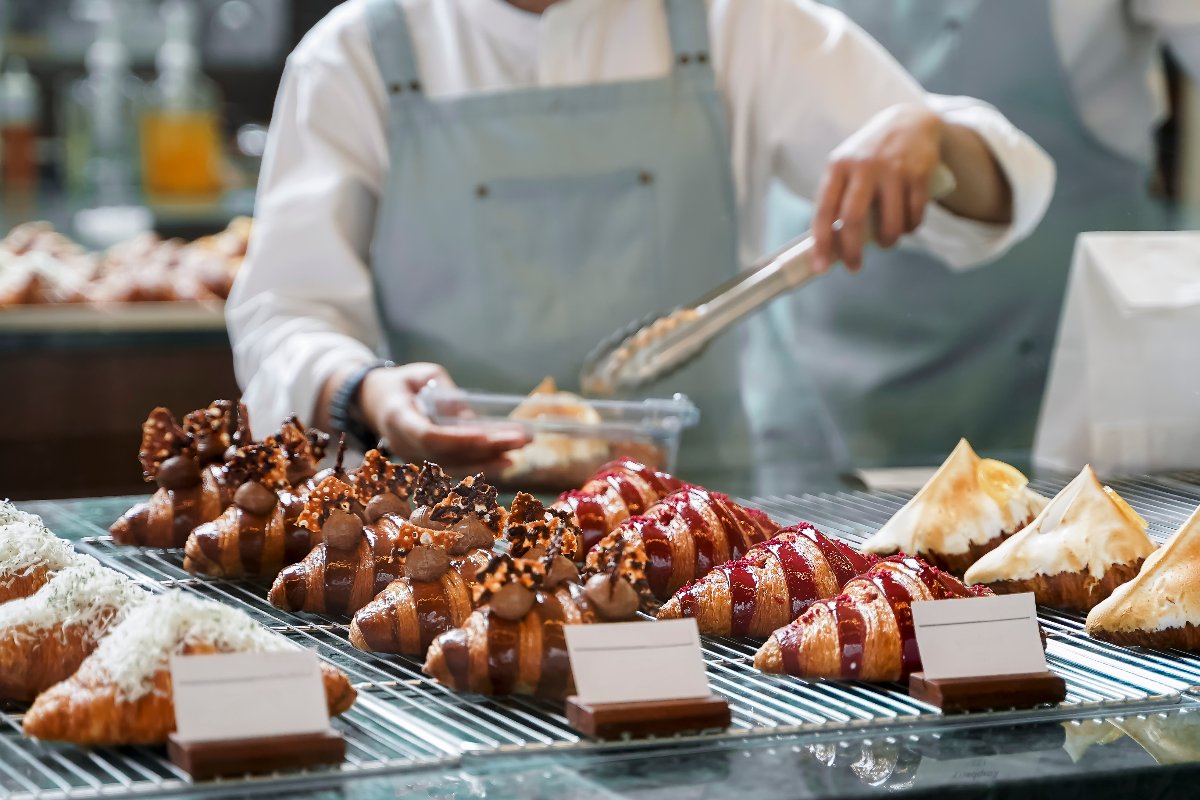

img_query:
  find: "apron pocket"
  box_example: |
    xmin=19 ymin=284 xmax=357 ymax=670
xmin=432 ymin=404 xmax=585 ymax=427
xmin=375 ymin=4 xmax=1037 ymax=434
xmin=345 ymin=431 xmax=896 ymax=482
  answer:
xmin=472 ymin=167 xmax=663 ymax=383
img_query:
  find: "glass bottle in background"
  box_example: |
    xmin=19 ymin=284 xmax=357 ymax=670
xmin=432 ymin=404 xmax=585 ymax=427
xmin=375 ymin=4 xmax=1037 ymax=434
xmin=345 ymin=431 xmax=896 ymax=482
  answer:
xmin=140 ymin=0 xmax=223 ymax=197
xmin=0 ymin=57 xmax=40 ymax=190
xmin=62 ymin=4 xmax=144 ymax=206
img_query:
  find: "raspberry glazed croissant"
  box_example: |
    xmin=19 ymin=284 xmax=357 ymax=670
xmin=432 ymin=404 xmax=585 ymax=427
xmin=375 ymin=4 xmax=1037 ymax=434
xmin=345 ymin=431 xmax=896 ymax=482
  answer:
xmin=657 ymin=523 xmax=879 ymax=637
xmin=423 ymin=544 xmax=643 ymax=700
xmin=754 ymin=556 xmax=993 ymax=682
xmin=553 ymin=457 xmax=687 ymax=556
xmin=269 ymin=469 xmax=504 ymax=616
xmin=0 ymin=505 xmax=81 ymax=603
xmin=0 ymin=557 xmax=146 ymax=703
xmin=23 ymin=592 xmax=355 ymax=746
xmin=584 ymin=486 xmax=778 ymax=611
xmin=182 ymin=443 xmax=315 ymax=578
xmin=109 ymin=401 xmax=251 ymax=548
xmin=350 ymin=493 xmax=580 ymax=655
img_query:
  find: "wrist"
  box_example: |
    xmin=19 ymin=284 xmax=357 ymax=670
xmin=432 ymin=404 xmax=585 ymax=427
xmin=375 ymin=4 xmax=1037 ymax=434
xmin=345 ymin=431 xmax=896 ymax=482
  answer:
xmin=328 ymin=360 xmax=393 ymax=449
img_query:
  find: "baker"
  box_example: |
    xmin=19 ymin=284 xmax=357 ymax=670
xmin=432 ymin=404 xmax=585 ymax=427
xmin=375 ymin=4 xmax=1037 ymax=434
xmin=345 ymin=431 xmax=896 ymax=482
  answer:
xmin=228 ymin=0 xmax=1054 ymax=473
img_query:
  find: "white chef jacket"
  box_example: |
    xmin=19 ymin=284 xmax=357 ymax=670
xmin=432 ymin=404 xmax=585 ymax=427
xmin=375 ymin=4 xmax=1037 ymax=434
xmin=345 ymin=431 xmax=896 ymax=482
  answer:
xmin=227 ymin=0 xmax=1055 ymax=434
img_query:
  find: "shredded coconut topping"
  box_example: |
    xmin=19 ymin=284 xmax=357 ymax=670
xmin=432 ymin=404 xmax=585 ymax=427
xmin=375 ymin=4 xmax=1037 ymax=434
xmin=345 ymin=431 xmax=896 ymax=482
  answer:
xmin=0 ymin=513 xmax=80 ymax=586
xmin=88 ymin=591 xmax=294 ymax=701
xmin=0 ymin=556 xmax=146 ymax=644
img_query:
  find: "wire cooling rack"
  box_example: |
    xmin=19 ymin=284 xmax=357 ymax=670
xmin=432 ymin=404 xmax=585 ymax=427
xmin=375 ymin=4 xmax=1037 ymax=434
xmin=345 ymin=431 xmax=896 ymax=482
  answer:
xmin=4 ymin=474 xmax=1200 ymax=799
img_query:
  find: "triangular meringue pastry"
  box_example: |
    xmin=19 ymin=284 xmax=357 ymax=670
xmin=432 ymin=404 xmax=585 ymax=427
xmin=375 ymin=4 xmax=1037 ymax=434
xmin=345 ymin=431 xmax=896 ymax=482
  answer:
xmin=964 ymin=466 xmax=1155 ymax=611
xmin=1086 ymin=504 xmax=1200 ymax=649
xmin=861 ymin=439 xmax=1047 ymax=574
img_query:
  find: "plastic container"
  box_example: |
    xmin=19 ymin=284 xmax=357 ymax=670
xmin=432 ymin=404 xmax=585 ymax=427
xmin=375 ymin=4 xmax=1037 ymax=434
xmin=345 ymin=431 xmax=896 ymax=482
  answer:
xmin=416 ymin=385 xmax=699 ymax=491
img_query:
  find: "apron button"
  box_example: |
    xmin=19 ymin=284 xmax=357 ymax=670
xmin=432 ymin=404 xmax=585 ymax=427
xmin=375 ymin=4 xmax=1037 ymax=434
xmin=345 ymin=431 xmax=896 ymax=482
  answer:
xmin=639 ymin=171 xmax=654 ymax=185
xmin=409 ymin=81 xmax=421 ymax=92
xmin=1017 ymin=338 xmax=1037 ymax=356
xmin=697 ymin=52 xmax=709 ymax=64
xmin=678 ymin=53 xmax=691 ymax=65
xmin=944 ymin=17 xmax=962 ymax=31
xmin=476 ymin=184 xmax=490 ymax=199
xmin=389 ymin=83 xmax=404 ymax=94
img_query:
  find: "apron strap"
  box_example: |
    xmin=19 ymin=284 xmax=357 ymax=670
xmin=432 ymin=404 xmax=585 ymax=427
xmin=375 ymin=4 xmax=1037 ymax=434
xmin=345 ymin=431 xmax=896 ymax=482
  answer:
xmin=664 ymin=0 xmax=713 ymax=70
xmin=364 ymin=0 xmax=425 ymax=97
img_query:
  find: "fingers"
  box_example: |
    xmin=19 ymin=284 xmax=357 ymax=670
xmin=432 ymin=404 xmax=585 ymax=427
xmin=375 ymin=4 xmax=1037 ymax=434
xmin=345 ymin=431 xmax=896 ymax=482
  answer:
xmin=385 ymin=394 xmax=530 ymax=464
xmin=875 ymin=172 xmax=906 ymax=249
xmin=812 ymin=162 xmax=848 ymax=274
xmin=834 ymin=168 xmax=877 ymax=272
xmin=402 ymin=362 xmax=457 ymax=392
xmin=907 ymin=179 xmax=929 ymax=232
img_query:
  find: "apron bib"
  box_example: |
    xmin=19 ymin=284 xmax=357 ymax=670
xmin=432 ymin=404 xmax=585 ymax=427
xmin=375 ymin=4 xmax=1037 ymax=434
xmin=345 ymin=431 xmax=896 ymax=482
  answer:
xmin=363 ymin=0 xmax=750 ymax=473
xmin=750 ymin=0 xmax=1171 ymax=479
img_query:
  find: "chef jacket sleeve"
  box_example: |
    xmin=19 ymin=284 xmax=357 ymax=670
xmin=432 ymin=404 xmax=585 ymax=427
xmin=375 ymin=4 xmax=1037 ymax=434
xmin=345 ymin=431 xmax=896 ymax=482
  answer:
xmin=1132 ymin=0 xmax=1200 ymax=80
xmin=730 ymin=0 xmax=1054 ymax=271
xmin=225 ymin=52 xmax=387 ymax=435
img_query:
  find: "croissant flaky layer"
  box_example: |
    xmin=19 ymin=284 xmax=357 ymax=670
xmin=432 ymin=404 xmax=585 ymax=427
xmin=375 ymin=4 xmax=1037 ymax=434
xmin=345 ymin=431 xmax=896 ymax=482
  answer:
xmin=983 ymin=559 xmax=1145 ymax=613
xmin=23 ymin=660 xmax=356 ymax=746
xmin=554 ymin=458 xmax=685 ymax=556
xmin=657 ymin=525 xmax=878 ymax=637
xmin=109 ymin=469 xmax=229 ymax=549
xmin=268 ymin=527 xmax=404 ymax=617
xmin=183 ymin=504 xmax=318 ymax=578
xmin=754 ymin=557 xmax=989 ymax=682
xmin=0 ymin=620 xmax=115 ymax=703
xmin=587 ymin=487 xmax=778 ymax=606
xmin=0 ymin=567 xmax=51 ymax=604
xmin=349 ymin=550 xmax=490 ymax=655
xmin=423 ymin=585 xmax=597 ymax=699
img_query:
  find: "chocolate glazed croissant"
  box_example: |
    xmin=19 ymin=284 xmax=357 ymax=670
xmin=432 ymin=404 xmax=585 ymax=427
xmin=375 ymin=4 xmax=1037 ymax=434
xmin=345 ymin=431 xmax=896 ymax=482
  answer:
xmin=657 ymin=523 xmax=879 ymax=637
xmin=110 ymin=402 xmax=249 ymax=548
xmin=554 ymin=458 xmax=686 ymax=556
xmin=183 ymin=443 xmax=317 ymax=577
xmin=423 ymin=548 xmax=642 ymax=700
xmin=585 ymin=486 xmax=778 ymax=610
xmin=754 ymin=556 xmax=992 ymax=682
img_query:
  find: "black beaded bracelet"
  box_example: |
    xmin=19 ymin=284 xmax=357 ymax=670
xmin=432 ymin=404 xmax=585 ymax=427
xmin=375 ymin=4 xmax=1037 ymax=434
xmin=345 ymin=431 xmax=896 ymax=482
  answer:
xmin=328 ymin=360 xmax=393 ymax=449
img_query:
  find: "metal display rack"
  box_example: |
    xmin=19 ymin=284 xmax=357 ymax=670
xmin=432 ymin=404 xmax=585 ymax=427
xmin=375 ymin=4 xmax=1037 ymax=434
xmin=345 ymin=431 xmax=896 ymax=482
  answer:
xmin=4 ymin=475 xmax=1200 ymax=799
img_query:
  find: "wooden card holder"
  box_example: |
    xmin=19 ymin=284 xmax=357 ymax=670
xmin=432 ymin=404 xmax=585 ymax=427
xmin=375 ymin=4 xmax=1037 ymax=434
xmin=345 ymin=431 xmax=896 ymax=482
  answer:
xmin=908 ymin=671 xmax=1067 ymax=713
xmin=565 ymin=695 xmax=731 ymax=740
xmin=167 ymin=730 xmax=345 ymax=781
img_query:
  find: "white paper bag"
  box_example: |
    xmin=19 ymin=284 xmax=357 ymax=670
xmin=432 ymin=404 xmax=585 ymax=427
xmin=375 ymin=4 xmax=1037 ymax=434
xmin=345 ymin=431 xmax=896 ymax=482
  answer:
xmin=1034 ymin=232 xmax=1200 ymax=474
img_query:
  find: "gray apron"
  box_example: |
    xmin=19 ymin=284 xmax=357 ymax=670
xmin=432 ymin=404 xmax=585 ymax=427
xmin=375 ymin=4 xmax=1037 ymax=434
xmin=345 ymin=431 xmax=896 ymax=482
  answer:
xmin=750 ymin=0 xmax=1170 ymax=484
xmin=362 ymin=0 xmax=750 ymax=474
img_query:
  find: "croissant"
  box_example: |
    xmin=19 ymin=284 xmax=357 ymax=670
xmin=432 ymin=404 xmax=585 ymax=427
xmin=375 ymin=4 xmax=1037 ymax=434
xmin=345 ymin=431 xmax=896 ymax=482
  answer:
xmin=754 ymin=556 xmax=992 ymax=682
xmin=350 ymin=493 xmax=581 ymax=655
xmin=554 ymin=458 xmax=686 ymax=556
xmin=585 ymin=487 xmax=778 ymax=609
xmin=110 ymin=402 xmax=251 ymax=548
xmin=0 ymin=509 xmax=80 ymax=604
xmin=269 ymin=468 xmax=498 ymax=616
xmin=0 ymin=558 xmax=146 ymax=702
xmin=23 ymin=592 xmax=355 ymax=746
xmin=657 ymin=523 xmax=879 ymax=637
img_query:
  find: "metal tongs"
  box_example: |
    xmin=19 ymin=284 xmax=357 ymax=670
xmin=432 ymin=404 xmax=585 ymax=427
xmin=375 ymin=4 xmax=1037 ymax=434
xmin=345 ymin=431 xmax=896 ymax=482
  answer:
xmin=580 ymin=164 xmax=958 ymax=395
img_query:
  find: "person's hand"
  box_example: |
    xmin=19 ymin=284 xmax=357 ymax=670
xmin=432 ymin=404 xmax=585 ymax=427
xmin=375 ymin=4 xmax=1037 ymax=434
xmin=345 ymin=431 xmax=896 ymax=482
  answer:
xmin=359 ymin=362 xmax=530 ymax=472
xmin=812 ymin=103 xmax=944 ymax=274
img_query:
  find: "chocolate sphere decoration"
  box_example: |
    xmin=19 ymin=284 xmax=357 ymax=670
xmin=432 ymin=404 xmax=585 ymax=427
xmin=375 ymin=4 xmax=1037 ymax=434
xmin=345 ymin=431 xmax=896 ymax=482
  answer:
xmin=157 ymin=455 xmax=202 ymax=490
xmin=234 ymin=481 xmax=278 ymax=515
xmin=584 ymin=574 xmax=639 ymax=621
xmin=405 ymin=545 xmax=451 ymax=582
xmin=489 ymin=583 xmax=536 ymax=621
xmin=524 ymin=545 xmax=548 ymax=560
xmin=409 ymin=506 xmax=446 ymax=530
xmin=544 ymin=556 xmax=580 ymax=589
xmin=449 ymin=519 xmax=495 ymax=555
xmin=366 ymin=492 xmax=411 ymax=524
xmin=323 ymin=509 xmax=364 ymax=551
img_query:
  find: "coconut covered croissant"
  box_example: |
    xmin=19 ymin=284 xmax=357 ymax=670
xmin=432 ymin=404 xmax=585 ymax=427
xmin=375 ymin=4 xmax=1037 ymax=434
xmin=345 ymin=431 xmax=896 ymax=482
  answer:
xmin=423 ymin=542 xmax=643 ymax=700
xmin=554 ymin=457 xmax=687 ymax=556
xmin=109 ymin=401 xmax=251 ymax=548
xmin=0 ymin=505 xmax=81 ymax=603
xmin=585 ymin=486 xmax=778 ymax=611
xmin=754 ymin=556 xmax=992 ymax=682
xmin=23 ymin=592 xmax=356 ymax=746
xmin=657 ymin=523 xmax=879 ymax=637
xmin=350 ymin=493 xmax=580 ymax=656
xmin=0 ymin=557 xmax=146 ymax=703
xmin=269 ymin=467 xmax=503 ymax=617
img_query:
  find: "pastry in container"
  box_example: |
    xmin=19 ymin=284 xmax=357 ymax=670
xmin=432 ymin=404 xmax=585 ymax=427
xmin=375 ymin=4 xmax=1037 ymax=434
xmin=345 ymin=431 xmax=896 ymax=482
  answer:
xmin=964 ymin=465 xmax=1155 ymax=611
xmin=861 ymin=439 xmax=1047 ymax=574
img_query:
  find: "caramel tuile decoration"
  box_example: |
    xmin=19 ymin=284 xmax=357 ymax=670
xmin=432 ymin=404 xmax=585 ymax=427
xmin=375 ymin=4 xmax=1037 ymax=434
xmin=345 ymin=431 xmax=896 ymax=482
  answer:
xmin=138 ymin=407 xmax=195 ymax=480
xmin=182 ymin=399 xmax=251 ymax=454
xmin=351 ymin=449 xmax=417 ymax=504
xmin=429 ymin=474 xmax=504 ymax=531
xmin=473 ymin=553 xmax=547 ymax=605
xmin=223 ymin=443 xmax=289 ymax=489
xmin=297 ymin=475 xmax=358 ymax=532
xmin=506 ymin=493 xmax=579 ymax=559
xmin=412 ymin=461 xmax=454 ymax=509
